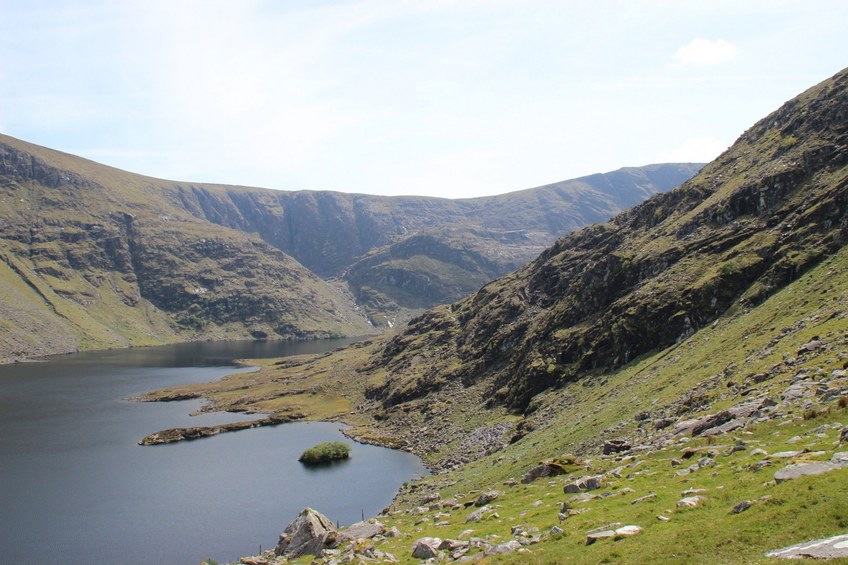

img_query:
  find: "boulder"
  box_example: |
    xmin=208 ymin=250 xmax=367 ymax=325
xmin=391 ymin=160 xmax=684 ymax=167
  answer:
xmin=614 ymin=525 xmax=643 ymax=538
xmin=275 ymin=508 xmax=338 ymax=558
xmin=421 ymin=492 xmax=441 ymax=504
xmin=483 ymin=540 xmax=522 ymax=555
xmin=411 ymin=537 xmax=442 ymax=559
xmin=603 ymin=439 xmax=631 ymax=455
xmin=521 ymin=457 xmax=577 ymax=483
xmin=585 ymin=524 xmax=640 ymax=544
xmin=466 ymin=505 xmax=491 ymax=523
xmin=585 ymin=529 xmax=616 ymax=544
xmin=702 ymin=419 xmax=744 ymax=436
xmin=832 ymin=452 xmax=848 ymax=465
xmin=730 ymin=500 xmax=753 ymax=514
xmin=564 ymin=475 xmax=603 ymax=493
xmin=339 ymin=519 xmax=385 ymax=542
xmin=677 ymin=496 xmax=706 ymax=509
xmin=474 ymin=490 xmax=501 ymax=506
xmin=631 ymin=493 xmax=657 ymax=505
xmin=691 ymin=411 xmax=734 ymax=436
xmin=797 ymin=340 xmax=823 ymax=354
xmin=438 ymin=539 xmax=469 ymax=551
xmin=774 ymin=462 xmax=845 ymax=483
xmin=768 ymin=450 xmax=802 ymax=459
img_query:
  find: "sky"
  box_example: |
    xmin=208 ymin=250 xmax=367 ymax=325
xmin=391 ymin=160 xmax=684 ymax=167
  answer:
xmin=1 ymin=1 xmax=846 ymax=199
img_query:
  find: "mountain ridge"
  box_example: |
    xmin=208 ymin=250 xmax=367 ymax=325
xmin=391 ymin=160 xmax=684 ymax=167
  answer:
xmin=0 ymin=132 xmax=698 ymax=359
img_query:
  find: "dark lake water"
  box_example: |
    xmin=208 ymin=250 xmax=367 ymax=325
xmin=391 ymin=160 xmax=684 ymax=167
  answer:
xmin=0 ymin=339 xmax=428 ymax=565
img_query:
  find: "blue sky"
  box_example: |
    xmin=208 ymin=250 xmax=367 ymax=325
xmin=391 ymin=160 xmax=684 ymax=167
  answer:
xmin=1 ymin=0 xmax=846 ymax=198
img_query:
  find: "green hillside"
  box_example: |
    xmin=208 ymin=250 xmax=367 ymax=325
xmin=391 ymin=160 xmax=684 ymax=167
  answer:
xmin=147 ymin=68 xmax=848 ymax=564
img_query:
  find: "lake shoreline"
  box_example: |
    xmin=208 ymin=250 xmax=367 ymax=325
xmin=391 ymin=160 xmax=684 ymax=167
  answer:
xmin=0 ymin=339 xmax=426 ymax=565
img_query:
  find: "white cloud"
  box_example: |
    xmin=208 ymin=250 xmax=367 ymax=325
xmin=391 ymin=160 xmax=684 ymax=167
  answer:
xmin=654 ymin=136 xmax=729 ymax=164
xmin=673 ymin=38 xmax=737 ymax=66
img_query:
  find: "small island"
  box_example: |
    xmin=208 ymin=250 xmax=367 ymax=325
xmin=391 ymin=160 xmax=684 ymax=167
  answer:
xmin=298 ymin=441 xmax=351 ymax=465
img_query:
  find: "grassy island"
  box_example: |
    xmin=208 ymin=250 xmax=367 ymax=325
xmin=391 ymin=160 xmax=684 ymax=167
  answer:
xmin=298 ymin=441 xmax=351 ymax=465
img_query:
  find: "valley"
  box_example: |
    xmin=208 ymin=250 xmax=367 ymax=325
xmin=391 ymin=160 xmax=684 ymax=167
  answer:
xmin=0 ymin=132 xmax=698 ymax=361
xmin=144 ymin=68 xmax=848 ymax=564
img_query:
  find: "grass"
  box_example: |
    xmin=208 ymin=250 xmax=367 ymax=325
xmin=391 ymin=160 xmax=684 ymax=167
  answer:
xmin=249 ymin=242 xmax=848 ymax=564
xmin=299 ymin=441 xmax=351 ymax=465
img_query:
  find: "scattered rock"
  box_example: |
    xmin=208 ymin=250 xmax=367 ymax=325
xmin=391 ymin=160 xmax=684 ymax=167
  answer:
xmin=841 ymin=427 xmax=848 ymax=444
xmin=585 ymin=524 xmax=641 ymax=545
xmin=692 ymin=411 xmax=734 ymax=436
xmin=797 ymin=340 xmax=823 ymax=354
xmin=768 ymin=451 xmax=802 ymax=459
xmin=339 ymin=519 xmax=385 ymax=542
xmin=411 ymin=537 xmax=443 ymax=559
xmin=421 ymin=492 xmax=441 ymax=505
xmin=781 ymin=382 xmax=812 ymax=403
xmin=774 ymin=462 xmax=846 ymax=483
xmin=681 ymin=488 xmax=707 ymax=497
xmin=275 ymin=508 xmax=338 ymax=558
xmin=750 ymin=460 xmax=773 ymax=472
xmin=474 ymin=490 xmax=500 ymax=506
xmin=564 ymin=475 xmax=602 ymax=493
xmin=438 ymin=539 xmax=469 ymax=551
xmin=726 ymin=441 xmax=747 ymax=455
xmin=766 ymin=533 xmax=848 ymax=559
xmin=730 ymin=500 xmax=753 ymax=514
xmin=483 ymin=540 xmax=522 ymax=555
xmin=614 ymin=525 xmax=643 ymax=538
xmin=750 ymin=448 xmax=768 ymax=457
xmin=520 ymin=456 xmax=579 ymax=483
xmin=603 ymin=439 xmax=631 ymax=455
xmin=585 ymin=529 xmax=617 ymax=545
xmin=832 ymin=452 xmax=848 ymax=465
xmin=657 ymin=515 xmax=670 ymax=521
xmin=654 ymin=417 xmax=675 ymax=430
xmin=550 ymin=526 xmax=564 ymax=535
xmin=631 ymin=493 xmax=657 ymax=504
xmin=677 ymin=496 xmax=706 ymax=509
xmin=465 ymin=505 xmax=491 ymax=523
xmin=239 ymin=556 xmax=270 ymax=565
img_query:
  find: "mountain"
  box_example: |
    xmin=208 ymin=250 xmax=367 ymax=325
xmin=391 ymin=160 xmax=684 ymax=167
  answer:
xmin=164 ymin=163 xmax=702 ymax=326
xmin=0 ymin=139 xmax=375 ymax=360
xmin=145 ymin=69 xmax=848 ymax=562
xmin=0 ymin=132 xmax=699 ymax=359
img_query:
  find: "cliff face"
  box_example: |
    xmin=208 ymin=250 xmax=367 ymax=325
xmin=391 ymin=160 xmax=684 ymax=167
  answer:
xmin=0 ymin=129 xmax=698 ymax=357
xmin=172 ymin=164 xmax=702 ymax=279
xmin=168 ymin=165 xmax=701 ymax=326
xmin=0 ymin=141 xmax=375 ymax=360
xmin=367 ymin=67 xmax=848 ymax=412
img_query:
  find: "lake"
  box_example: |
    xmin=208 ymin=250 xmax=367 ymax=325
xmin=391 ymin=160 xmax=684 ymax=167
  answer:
xmin=0 ymin=339 xmax=428 ymax=565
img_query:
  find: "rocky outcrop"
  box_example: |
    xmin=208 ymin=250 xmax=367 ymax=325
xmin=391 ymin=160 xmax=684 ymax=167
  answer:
xmin=138 ymin=414 xmax=298 ymax=445
xmin=361 ymin=66 xmax=848 ymax=418
xmin=274 ymin=508 xmax=339 ymax=558
xmin=767 ymin=534 xmax=848 ymax=559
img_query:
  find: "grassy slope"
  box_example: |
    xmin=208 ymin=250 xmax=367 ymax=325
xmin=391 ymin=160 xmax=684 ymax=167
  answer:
xmin=0 ymin=135 xmax=375 ymax=359
xmin=199 ymin=205 xmax=848 ymax=565
xmin=342 ymin=237 xmax=848 ymax=564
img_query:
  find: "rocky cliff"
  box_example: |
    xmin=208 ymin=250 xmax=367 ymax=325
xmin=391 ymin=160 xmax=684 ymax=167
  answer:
xmin=367 ymin=66 xmax=848 ymax=413
xmin=0 ymin=140 xmax=375 ymax=360
xmin=0 ymin=131 xmax=698 ymax=358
